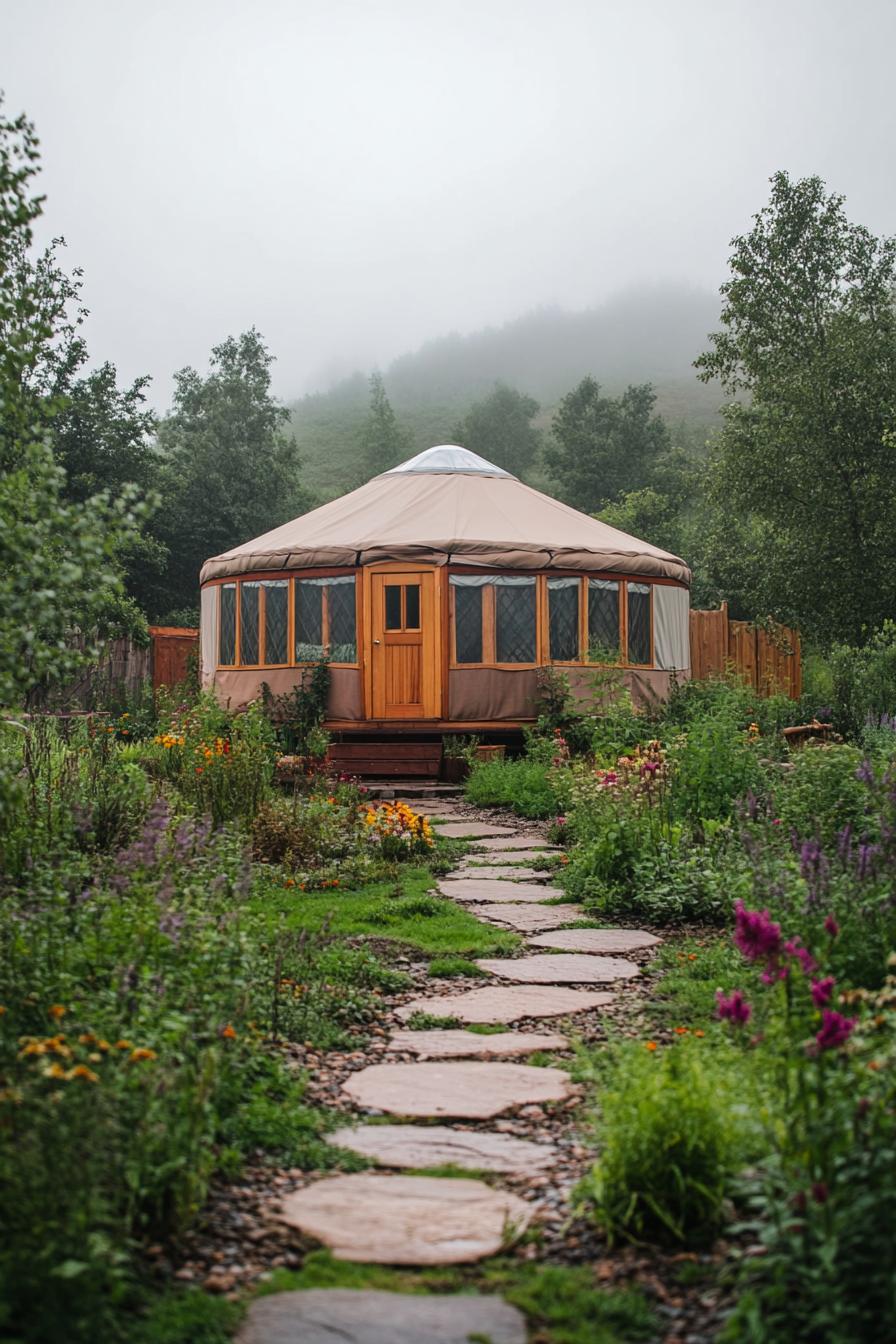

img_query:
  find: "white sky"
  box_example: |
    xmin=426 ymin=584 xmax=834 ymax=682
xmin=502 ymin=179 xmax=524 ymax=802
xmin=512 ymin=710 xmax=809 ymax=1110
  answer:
xmin=5 ymin=0 xmax=896 ymax=405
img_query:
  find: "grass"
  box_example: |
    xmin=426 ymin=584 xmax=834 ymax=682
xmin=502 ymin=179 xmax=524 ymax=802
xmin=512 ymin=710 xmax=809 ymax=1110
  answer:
xmin=464 ymin=758 xmax=563 ymax=818
xmin=257 ymin=1251 xmax=657 ymax=1343
xmin=648 ymin=935 xmax=750 ymax=1028
xmin=251 ymin=867 xmax=519 ymax=957
xmin=126 ymin=1289 xmax=242 ymax=1344
xmin=404 ymin=1011 xmax=461 ymax=1029
xmin=427 ymin=955 xmax=489 ymax=978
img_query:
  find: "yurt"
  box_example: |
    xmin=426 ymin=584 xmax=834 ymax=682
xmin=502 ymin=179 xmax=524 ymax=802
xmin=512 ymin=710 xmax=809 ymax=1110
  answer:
xmin=199 ymin=446 xmax=691 ymax=737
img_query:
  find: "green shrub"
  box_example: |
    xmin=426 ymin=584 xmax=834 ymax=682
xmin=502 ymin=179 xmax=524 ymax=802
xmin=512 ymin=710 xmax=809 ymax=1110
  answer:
xmin=578 ymin=1037 xmax=759 ymax=1246
xmin=668 ymin=710 xmax=764 ymax=824
xmin=826 ymin=620 xmax=896 ymax=740
xmin=774 ymin=743 xmax=867 ymax=844
xmin=465 ymin=757 xmax=562 ymax=818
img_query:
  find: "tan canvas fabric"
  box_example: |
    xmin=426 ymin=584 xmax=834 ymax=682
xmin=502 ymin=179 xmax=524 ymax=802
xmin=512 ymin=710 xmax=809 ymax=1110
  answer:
xmin=654 ymin=584 xmax=691 ymax=672
xmin=210 ymin=667 xmax=363 ymax=718
xmin=199 ymin=586 xmax=217 ymax=688
xmin=200 ymin=452 xmax=691 ymax=585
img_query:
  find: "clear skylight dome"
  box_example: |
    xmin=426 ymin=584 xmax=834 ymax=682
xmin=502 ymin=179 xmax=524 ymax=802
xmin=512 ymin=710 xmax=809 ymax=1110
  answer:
xmin=384 ymin=445 xmax=514 ymax=478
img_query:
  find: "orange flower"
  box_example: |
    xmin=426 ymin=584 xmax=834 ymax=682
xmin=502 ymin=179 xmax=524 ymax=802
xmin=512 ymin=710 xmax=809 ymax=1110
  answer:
xmin=645 ymin=1041 xmax=658 ymax=1052
xmin=694 ymin=1030 xmax=705 ymax=1038
xmin=114 ymin=1039 xmax=134 ymax=1050
xmin=43 ymin=1062 xmax=69 ymax=1079
xmin=283 ymin=878 xmax=296 ymax=888
xmin=48 ymin=1004 xmax=67 ymax=1021
xmin=674 ymin=1026 xmax=688 ymax=1035
xmin=687 ymin=953 xmax=697 ymax=961
xmin=220 ymin=1024 xmax=237 ymax=1040
xmin=868 ymin=1060 xmax=881 ymax=1071
xmin=78 ymin=1032 xmax=97 ymax=1046
xmin=129 ymin=1048 xmax=157 ymax=1063
xmin=195 ymin=766 xmax=204 ymax=774
xmin=68 ymin=1064 xmax=100 ymax=1083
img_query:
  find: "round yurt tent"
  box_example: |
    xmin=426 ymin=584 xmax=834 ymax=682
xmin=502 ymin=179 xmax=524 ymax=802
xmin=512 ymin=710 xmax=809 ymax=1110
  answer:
xmin=199 ymin=445 xmax=691 ymax=727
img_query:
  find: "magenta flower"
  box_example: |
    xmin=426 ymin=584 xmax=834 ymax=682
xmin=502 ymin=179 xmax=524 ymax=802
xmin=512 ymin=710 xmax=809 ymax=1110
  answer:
xmin=761 ymin=964 xmax=789 ymax=985
xmin=784 ymin=939 xmax=817 ymax=976
xmin=811 ymin=1182 xmax=829 ymax=1205
xmin=811 ymin=976 xmax=836 ymax=1007
xmin=734 ymin=901 xmax=783 ymax=963
xmin=716 ymin=989 xmax=752 ymax=1025
xmin=815 ymin=1009 xmax=856 ymax=1051
xmin=824 ymin=914 xmax=840 ymax=938
xmin=556 ymin=816 xmax=567 ymax=826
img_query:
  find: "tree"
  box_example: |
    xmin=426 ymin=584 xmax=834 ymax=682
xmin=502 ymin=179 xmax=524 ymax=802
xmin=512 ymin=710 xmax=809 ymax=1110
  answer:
xmin=451 ymin=382 xmax=542 ymax=477
xmin=358 ymin=371 xmax=413 ymax=477
xmin=150 ymin=330 xmax=311 ymax=618
xmin=545 ymin=380 xmax=670 ymax=512
xmin=0 ymin=99 xmax=144 ymax=709
xmin=696 ymin=171 xmax=896 ymax=643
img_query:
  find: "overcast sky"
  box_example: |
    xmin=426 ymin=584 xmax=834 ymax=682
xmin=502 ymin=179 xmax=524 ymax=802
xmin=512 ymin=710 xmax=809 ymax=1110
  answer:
xmin=5 ymin=0 xmax=896 ymax=407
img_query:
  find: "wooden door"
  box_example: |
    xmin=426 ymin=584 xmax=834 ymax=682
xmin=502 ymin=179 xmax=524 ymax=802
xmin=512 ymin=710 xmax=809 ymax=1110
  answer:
xmin=370 ymin=570 xmax=439 ymax=718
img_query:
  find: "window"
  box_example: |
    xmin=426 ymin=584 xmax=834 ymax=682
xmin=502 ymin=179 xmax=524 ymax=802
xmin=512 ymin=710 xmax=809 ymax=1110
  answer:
xmin=239 ymin=582 xmax=261 ymax=664
xmin=295 ymin=576 xmax=357 ymax=662
xmin=548 ymin=578 xmax=580 ymax=661
xmin=219 ymin=584 xmax=236 ymax=664
xmin=384 ymin=583 xmax=420 ymax=631
xmin=627 ymin=582 xmax=652 ymax=664
xmin=450 ymin=574 xmax=536 ymax=664
xmin=263 ymin=580 xmax=289 ymax=664
xmin=588 ymin=579 xmax=620 ymax=660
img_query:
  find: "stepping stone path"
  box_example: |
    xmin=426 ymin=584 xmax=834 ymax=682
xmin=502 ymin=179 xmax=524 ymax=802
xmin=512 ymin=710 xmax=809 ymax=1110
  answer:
xmin=327 ymin=1123 xmax=558 ymax=1172
xmin=279 ymin=1173 xmax=532 ymax=1264
xmin=239 ymin=1288 xmax=527 ymax=1343
xmin=439 ymin=877 xmax=565 ymax=903
xmin=527 ymin=927 xmax=660 ymax=954
xmin=477 ymin=953 xmax=641 ymax=984
xmin=259 ymin=797 xmax=662 ymax=1335
xmin=388 ymin=1027 xmax=568 ymax=1057
xmin=342 ymin=1060 xmax=576 ymax=1118
xmin=397 ymin=983 xmax=615 ymax=1023
xmin=470 ymin=901 xmax=587 ymax=932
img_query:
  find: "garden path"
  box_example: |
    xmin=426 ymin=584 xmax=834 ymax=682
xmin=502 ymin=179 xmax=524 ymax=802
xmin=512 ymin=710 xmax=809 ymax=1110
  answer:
xmin=238 ymin=800 xmax=663 ymax=1344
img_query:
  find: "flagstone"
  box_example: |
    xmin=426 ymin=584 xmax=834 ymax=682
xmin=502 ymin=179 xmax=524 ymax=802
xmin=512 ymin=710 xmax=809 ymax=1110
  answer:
xmin=469 ymin=902 xmax=586 ymax=933
xmin=387 ymin=1027 xmax=567 ymax=1058
xmin=278 ymin=1173 xmax=532 ymax=1264
xmin=477 ymin=953 xmax=640 ymax=984
xmin=341 ymin=1060 xmax=575 ymax=1118
xmin=439 ymin=878 xmax=564 ymax=903
xmin=448 ymin=865 xmax=549 ymax=882
xmin=327 ymin=1123 xmax=559 ymax=1172
xmin=467 ymin=851 xmax=559 ymax=867
xmin=474 ymin=834 xmax=559 ymax=851
xmin=527 ymin=927 xmax=661 ymax=954
xmin=396 ymin=983 xmax=614 ymax=1024
xmin=238 ymin=1289 xmax=527 ymax=1344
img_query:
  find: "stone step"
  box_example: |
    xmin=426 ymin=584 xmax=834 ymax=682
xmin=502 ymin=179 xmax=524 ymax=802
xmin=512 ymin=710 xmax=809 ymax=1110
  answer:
xmin=342 ymin=1060 xmax=576 ymax=1118
xmin=327 ymin=1123 xmax=558 ymax=1172
xmin=434 ymin=821 xmax=519 ymax=839
xmin=439 ymin=878 xmax=565 ymax=904
xmin=448 ymin=865 xmax=550 ymax=882
xmin=397 ymin=983 xmax=614 ymax=1024
xmin=474 ymin=834 xmax=560 ymax=851
xmin=464 ymin=850 xmax=560 ymax=866
xmin=278 ymin=1173 xmax=532 ymax=1264
xmin=388 ymin=1027 xmax=568 ymax=1058
xmin=469 ymin=902 xmax=586 ymax=933
xmin=477 ymin=953 xmax=640 ymax=984
xmin=527 ymin=927 xmax=661 ymax=954
xmin=238 ymin=1289 xmax=526 ymax=1344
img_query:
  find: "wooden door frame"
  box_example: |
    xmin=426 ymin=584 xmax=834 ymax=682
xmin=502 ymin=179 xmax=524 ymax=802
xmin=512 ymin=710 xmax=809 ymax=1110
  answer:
xmin=361 ymin=562 xmax=444 ymax=721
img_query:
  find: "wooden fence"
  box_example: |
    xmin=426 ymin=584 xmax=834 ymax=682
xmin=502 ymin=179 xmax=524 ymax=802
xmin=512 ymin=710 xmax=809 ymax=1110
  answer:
xmin=689 ymin=603 xmax=801 ymax=699
xmin=29 ymin=626 xmax=198 ymax=710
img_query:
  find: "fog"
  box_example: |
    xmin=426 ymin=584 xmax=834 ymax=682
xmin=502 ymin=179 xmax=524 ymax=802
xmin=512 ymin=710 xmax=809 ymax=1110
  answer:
xmin=5 ymin=0 xmax=896 ymax=406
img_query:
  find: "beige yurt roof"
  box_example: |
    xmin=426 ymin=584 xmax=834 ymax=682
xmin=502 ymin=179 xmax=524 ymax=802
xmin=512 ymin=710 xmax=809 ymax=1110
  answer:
xmin=200 ymin=445 xmax=691 ymax=585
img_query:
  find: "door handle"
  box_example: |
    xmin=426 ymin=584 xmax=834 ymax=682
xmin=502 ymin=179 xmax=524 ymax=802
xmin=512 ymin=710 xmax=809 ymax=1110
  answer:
xmin=373 ymin=639 xmax=381 ymax=645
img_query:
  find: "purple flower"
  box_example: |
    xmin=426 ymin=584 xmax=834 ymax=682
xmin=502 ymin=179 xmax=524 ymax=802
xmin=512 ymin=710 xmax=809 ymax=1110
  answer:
xmin=733 ymin=901 xmax=782 ymax=963
xmin=855 ymin=759 xmax=874 ymax=785
xmin=811 ymin=1182 xmax=829 ymax=1204
xmin=716 ymin=989 xmax=752 ymax=1025
xmin=799 ymin=839 xmax=830 ymax=906
xmin=836 ymin=824 xmax=853 ymax=866
xmin=811 ymin=976 xmax=836 ymax=1007
xmin=785 ymin=939 xmax=817 ymax=976
xmin=761 ymin=964 xmax=789 ymax=986
xmin=815 ymin=1009 xmax=856 ymax=1051
xmin=857 ymin=842 xmax=880 ymax=880
xmin=824 ymin=914 xmax=840 ymax=938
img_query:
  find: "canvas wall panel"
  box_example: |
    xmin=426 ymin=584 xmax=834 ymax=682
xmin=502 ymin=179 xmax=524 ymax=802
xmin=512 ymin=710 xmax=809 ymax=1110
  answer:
xmin=654 ymin=584 xmax=690 ymax=672
xmin=199 ymin=587 xmax=217 ymax=688
xmin=210 ymin=667 xmax=363 ymax=719
xmin=448 ymin=668 xmax=539 ymax=721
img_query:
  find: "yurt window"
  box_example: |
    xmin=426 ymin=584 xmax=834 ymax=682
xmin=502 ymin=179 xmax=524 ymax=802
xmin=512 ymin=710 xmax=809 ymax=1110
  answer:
xmin=548 ymin=578 xmax=580 ymax=661
xmin=219 ymin=584 xmax=236 ymax=665
xmin=263 ymin=580 xmax=289 ymax=664
xmin=627 ymin=582 xmax=652 ymax=665
xmin=495 ymin=577 xmax=536 ymax=662
xmin=451 ymin=580 xmax=484 ymax=663
xmin=587 ymin=579 xmax=621 ymax=660
xmin=239 ymin=582 xmax=261 ymax=665
xmin=450 ymin=575 xmax=536 ymax=664
xmin=295 ymin=576 xmax=357 ymax=663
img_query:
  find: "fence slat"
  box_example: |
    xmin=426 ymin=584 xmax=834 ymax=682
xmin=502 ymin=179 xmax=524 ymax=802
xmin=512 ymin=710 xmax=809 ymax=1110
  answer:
xmin=689 ymin=606 xmax=801 ymax=700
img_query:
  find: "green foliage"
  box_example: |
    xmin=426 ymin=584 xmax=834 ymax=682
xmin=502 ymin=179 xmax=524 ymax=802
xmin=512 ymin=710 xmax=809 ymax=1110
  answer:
xmin=127 ymin=1290 xmax=242 ymax=1344
xmin=825 ymin=619 xmax=896 ymax=738
xmin=451 ymin=381 xmax=542 ymax=477
xmin=667 ymin=709 xmax=763 ymax=824
xmin=650 ymin=937 xmax=753 ymax=1027
xmin=546 ymin=379 xmax=671 ymax=512
xmin=578 ymin=1038 xmax=760 ymax=1246
xmin=427 ymin=955 xmax=489 ymax=978
xmin=696 ymin=171 xmax=896 ymax=643
xmin=359 ymin=370 xmax=414 ymax=477
xmin=774 ymin=744 xmax=866 ymax=845
xmin=262 ymin=660 xmax=331 ymax=756
xmin=465 ymin=756 xmax=563 ymax=818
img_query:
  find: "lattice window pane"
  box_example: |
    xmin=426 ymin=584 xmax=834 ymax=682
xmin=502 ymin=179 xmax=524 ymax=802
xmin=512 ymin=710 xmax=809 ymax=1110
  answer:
xmin=549 ymin=579 xmax=580 ymax=661
xmin=219 ymin=584 xmax=236 ymax=664
xmin=240 ymin=582 xmax=260 ymax=665
xmin=495 ymin=579 xmax=536 ymax=663
xmin=327 ymin=577 xmax=357 ymax=662
xmin=588 ymin=580 xmax=620 ymax=660
xmin=295 ymin=580 xmax=324 ymax=661
xmin=627 ymin=582 xmax=652 ymax=665
xmin=404 ymin=584 xmax=420 ymax=629
xmin=452 ymin=582 xmax=483 ymax=663
xmin=263 ymin=581 xmax=288 ymax=664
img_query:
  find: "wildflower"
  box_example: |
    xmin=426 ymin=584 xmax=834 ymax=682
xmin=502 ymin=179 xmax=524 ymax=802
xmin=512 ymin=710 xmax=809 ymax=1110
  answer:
xmin=815 ymin=1009 xmax=856 ymax=1051
xmin=195 ymin=766 xmax=204 ymax=775
xmin=824 ymin=913 xmax=840 ymax=938
xmin=220 ymin=1024 xmax=237 ymax=1040
xmin=48 ymin=1004 xmax=67 ymax=1021
xmin=855 ymin=759 xmax=874 ymax=785
xmin=674 ymin=1026 xmax=688 ymax=1035
xmin=733 ymin=901 xmax=782 ymax=963
xmin=811 ymin=1182 xmax=828 ymax=1204
xmin=68 ymin=1064 xmax=100 ymax=1083
xmin=114 ymin=1039 xmax=134 ymax=1050
xmin=811 ymin=976 xmax=836 ymax=1008
xmin=0 ymin=1005 xmax=6 ymax=1015
xmin=694 ymin=1030 xmax=705 ymax=1038
xmin=78 ymin=1033 xmax=98 ymax=1046
xmin=129 ymin=1048 xmax=158 ymax=1063
xmin=645 ymin=1041 xmax=658 ymax=1051
xmin=716 ymin=989 xmax=752 ymax=1025
xmin=43 ymin=1062 xmax=69 ymax=1079
xmin=784 ymin=939 xmax=817 ymax=976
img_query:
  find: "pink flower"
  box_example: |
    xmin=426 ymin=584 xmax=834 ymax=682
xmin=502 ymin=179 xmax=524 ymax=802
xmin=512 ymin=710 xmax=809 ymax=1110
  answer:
xmin=716 ymin=989 xmax=752 ymax=1025
xmin=785 ymin=939 xmax=817 ymax=976
xmin=761 ymin=964 xmax=789 ymax=985
xmin=556 ymin=816 xmax=567 ymax=826
xmin=771 ymin=818 xmax=782 ymax=826
xmin=824 ymin=914 xmax=840 ymax=938
xmin=734 ymin=901 xmax=782 ymax=963
xmin=815 ymin=1009 xmax=856 ymax=1051
xmin=811 ymin=976 xmax=836 ymax=1008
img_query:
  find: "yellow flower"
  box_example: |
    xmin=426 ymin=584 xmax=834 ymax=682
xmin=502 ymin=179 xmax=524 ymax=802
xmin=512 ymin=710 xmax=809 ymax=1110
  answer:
xmin=128 ymin=1048 xmax=157 ymax=1063
xmin=48 ymin=1004 xmax=67 ymax=1021
xmin=68 ymin=1064 xmax=100 ymax=1083
xmin=114 ymin=1039 xmax=134 ymax=1050
xmin=43 ymin=1062 xmax=69 ymax=1080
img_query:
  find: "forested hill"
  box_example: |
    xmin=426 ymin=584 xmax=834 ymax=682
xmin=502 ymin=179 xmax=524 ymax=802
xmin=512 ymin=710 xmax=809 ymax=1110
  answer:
xmin=288 ymin=284 xmax=725 ymax=498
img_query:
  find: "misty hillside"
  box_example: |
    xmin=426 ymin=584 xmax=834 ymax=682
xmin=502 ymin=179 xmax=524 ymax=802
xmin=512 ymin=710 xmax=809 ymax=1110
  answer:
xmin=288 ymin=284 xmax=725 ymax=498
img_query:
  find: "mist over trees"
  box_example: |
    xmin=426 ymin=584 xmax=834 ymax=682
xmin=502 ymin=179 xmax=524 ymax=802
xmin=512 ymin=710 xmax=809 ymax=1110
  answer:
xmin=452 ymin=383 xmax=542 ymax=477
